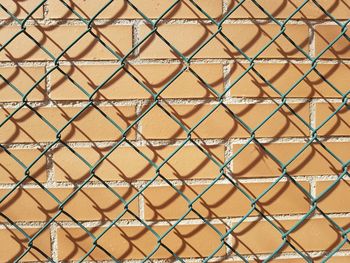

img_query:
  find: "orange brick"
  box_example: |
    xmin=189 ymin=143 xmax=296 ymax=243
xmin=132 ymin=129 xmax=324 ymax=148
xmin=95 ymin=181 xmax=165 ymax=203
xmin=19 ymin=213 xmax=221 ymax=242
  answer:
xmin=233 ymin=142 xmax=350 ymax=178
xmin=0 ymin=66 xmax=46 ymax=102
xmin=0 ymin=25 xmax=132 ymax=61
xmin=287 ymin=217 xmax=350 ymax=253
xmin=140 ymin=24 xmax=309 ymax=59
xmin=144 ymin=181 xmax=310 ymax=220
xmin=315 ymin=257 xmax=350 ymax=263
xmin=0 ymin=227 xmax=51 ymax=262
xmin=53 ymin=144 xmax=224 ymax=182
xmin=0 ymin=105 xmax=136 ymax=143
xmin=0 ymin=0 xmax=44 ymax=19
xmin=226 ymin=0 xmax=350 ymax=20
xmin=0 ymin=148 xmax=47 ymax=183
xmin=316 ymin=103 xmax=350 ymax=136
xmin=0 ymin=186 xmax=138 ymax=222
xmin=48 ymin=0 xmax=222 ymax=19
xmin=229 ymin=217 xmax=350 ymax=255
xmin=229 ymin=63 xmax=350 ymax=98
xmin=223 ymin=256 xmax=350 ymax=263
xmin=315 ymin=25 xmax=350 ymax=59
xmin=316 ymin=257 xmax=350 ymax=263
xmin=58 ymin=224 xmax=226 ymax=260
xmin=317 ymin=180 xmax=350 ymax=214
xmin=50 ymin=64 xmax=223 ymax=100
xmin=141 ymin=103 xmax=309 ymax=140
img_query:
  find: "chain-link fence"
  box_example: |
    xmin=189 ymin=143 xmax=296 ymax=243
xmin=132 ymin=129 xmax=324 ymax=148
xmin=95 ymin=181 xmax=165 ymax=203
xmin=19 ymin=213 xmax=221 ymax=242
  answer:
xmin=0 ymin=0 xmax=349 ymax=262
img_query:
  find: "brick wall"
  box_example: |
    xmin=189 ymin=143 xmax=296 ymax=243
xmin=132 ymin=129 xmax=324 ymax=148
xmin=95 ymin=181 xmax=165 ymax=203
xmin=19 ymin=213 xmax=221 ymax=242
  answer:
xmin=0 ymin=0 xmax=349 ymax=262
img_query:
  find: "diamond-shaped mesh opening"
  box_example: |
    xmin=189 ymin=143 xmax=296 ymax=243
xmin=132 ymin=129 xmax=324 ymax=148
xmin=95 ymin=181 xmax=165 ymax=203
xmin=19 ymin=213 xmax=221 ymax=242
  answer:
xmin=0 ymin=0 xmax=349 ymax=262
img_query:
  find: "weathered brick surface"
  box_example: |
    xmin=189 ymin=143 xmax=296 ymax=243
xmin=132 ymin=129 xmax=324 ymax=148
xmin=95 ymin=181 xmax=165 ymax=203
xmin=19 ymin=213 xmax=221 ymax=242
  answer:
xmin=317 ymin=180 xmax=350 ymax=214
xmin=316 ymin=103 xmax=350 ymax=136
xmin=0 ymin=66 xmax=46 ymax=102
xmin=53 ymin=145 xmax=224 ymax=182
xmin=140 ymin=24 xmax=309 ymax=59
xmin=0 ymin=106 xmax=136 ymax=143
xmin=315 ymin=25 xmax=350 ymax=59
xmin=0 ymin=228 xmax=51 ymax=262
xmin=229 ymin=63 xmax=350 ymax=98
xmin=226 ymin=0 xmax=350 ymax=20
xmin=144 ymin=181 xmax=310 ymax=220
xmin=222 ymin=256 xmax=350 ymax=263
xmin=0 ymin=186 xmax=138 ymax=222
xmin=229 ymin=217 xmax=350 ymax=255
xmin=0 ymin=25 xmax=132 ymax=61
xmin=48 ymin=0 xmax=223 ymax=19
xmin=141 ymin=103 xmax=310 ymax=139
xmin=50 ymin=64 xmax=224 ymax=100
xmin=0 ymin=148 xmax=47 ymax=183
xmin=57 ymin=224 xmax=226 ymax=260
xmin=233 ymin=142 xmax=350 ymax=177
xmin=0 ymin=0 xmax=44 ymax=19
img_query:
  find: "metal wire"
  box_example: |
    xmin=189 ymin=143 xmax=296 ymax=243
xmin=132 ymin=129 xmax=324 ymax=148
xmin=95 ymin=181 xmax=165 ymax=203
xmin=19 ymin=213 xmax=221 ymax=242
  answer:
xmin=0 ymin=0 xmax=349 ymax=262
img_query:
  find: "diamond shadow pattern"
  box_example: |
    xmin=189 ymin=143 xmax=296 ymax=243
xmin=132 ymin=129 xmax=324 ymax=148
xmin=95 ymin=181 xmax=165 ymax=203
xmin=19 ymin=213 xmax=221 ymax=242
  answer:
xmin=0 ymin=0 xmax=349 ymax=262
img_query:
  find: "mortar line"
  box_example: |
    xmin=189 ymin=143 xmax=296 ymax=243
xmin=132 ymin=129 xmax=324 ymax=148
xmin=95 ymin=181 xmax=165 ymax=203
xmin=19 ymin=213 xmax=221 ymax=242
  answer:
xmin=2 ymin=136 xmax=350 ymax=151
xmin=0 ymin=174 xmax=346 ymax=189
xmin=50 ymin=221 xmax=58 ymax=262
xmin=0 ymin=17 xmax=347 ymax=26
xmin=2 ymin=58 xmax=350 ymax=68
xmin=2 ymin=212 xmax=350 ymax=230
xmin=0 ymin=97 xmax=345 ymax=109
xmin=0 ymin=175 xmax=342 ymax=190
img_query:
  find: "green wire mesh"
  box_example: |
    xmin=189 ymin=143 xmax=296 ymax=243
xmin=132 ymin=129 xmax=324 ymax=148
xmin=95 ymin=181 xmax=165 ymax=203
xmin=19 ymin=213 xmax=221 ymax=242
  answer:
xmin=0 ymin=0 xmax=349 ymax=262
